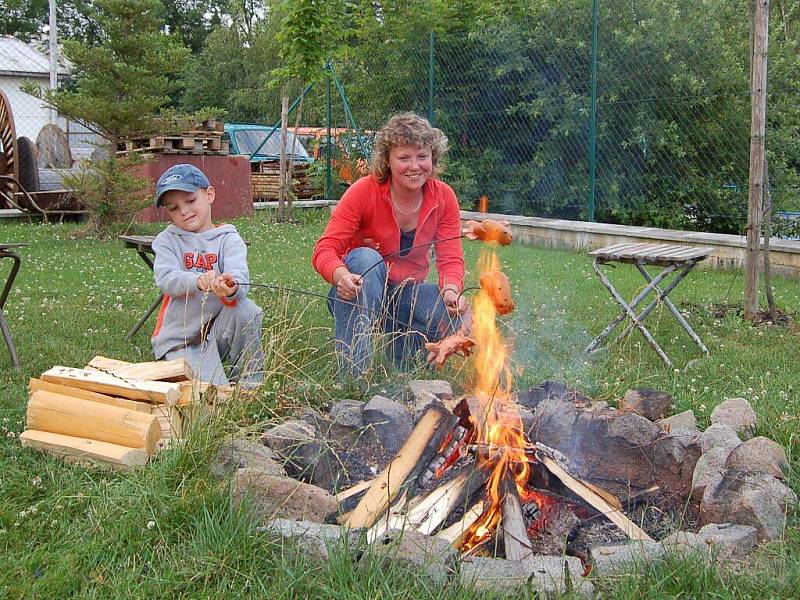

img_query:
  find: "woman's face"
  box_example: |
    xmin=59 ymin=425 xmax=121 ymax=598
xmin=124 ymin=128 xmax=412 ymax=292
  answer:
xmin=388 ymin=144 xmax=433 ymax=194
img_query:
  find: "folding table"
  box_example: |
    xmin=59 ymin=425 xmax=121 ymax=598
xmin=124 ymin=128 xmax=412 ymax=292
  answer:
xmin=0 ymin=242 xmax=26 ymax=369
xmin=585 ymin=243 xmax=713 ymax=368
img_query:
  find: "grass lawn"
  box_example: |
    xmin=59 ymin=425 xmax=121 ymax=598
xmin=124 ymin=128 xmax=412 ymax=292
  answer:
xmin=0 ymin=210 xmax=797 ymax=598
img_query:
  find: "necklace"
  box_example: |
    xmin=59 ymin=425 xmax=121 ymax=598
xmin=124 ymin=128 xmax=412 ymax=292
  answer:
xmin=390 ymin=188 xmax=423 ymax=216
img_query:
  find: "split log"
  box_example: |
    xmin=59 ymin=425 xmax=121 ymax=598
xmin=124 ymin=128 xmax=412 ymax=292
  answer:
xmin=344 ymin=404 xmax=456 ymax=529
xmin=539 ymin=454 xmax=653 ymax=542
xmin=86 ymin=356 xmax=194 ymax=382
xmin=437 ymin=500 xmax=486 ymax=547
xmin=41 ymin=366 xmax=180 ymax=405
xmin=367 ymin=470 xmax=480 ymax=541
xmin=501 ymin=476 xmax=534 ymax=561
xmin=29 ymin=378 xmax=152 ymax=413
xmin=26 ymin=390 xmax=162 ymax=455
xmin=20 ymin=430 xmax=148 ymax=470
xmin=335 ymin=478 xmax=375 ymax=503
xmin=151 ymin=404 xmax=183 ymax=439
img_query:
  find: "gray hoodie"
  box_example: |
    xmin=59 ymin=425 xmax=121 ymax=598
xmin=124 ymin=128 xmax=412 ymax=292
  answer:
xmin=151 ymin=223 xmax=249 ymax=358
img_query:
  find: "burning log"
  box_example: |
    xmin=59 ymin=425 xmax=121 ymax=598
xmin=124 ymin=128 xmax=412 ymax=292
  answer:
xmin=463 ymin=219 xmax=513 ymax=246
xmin=425 ymin=331 xmax=476 ymax=367
xmin=437 ymin=500 xmax=486 ymax=547
xmin=344 ymin=404 xmax=456 ymax=529
xmin=479 ymin=270 xmax=515 ymax=315
xmin=538 ymin=453 xmax=653 ymax=542
xmin=501 ymin=475 xmax=534 ymax=561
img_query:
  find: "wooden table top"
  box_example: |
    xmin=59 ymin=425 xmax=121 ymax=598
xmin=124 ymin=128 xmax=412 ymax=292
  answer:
xmin=589 ymin=243 xmax=714 ymax=266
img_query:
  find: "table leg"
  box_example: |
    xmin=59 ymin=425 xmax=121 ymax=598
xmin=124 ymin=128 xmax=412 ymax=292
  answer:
xmin=624 ymin=263 xmax=709 ymax=354
xmin=125 ymin=292 xmax=164 ymax=341
xmin=0 ymin=249 xmax=22 ymax=369
xmin=586 ymin=258 xmax=674 ymax=368
xmin=585 ymin=260 xmax=676 ymax=353
xmin=124 ymin=249 xmax=160 ymax=341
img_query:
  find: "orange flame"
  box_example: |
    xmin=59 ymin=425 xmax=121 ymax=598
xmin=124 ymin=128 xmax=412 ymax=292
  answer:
xmin=461 ymin=249 xmax=531 ymax=552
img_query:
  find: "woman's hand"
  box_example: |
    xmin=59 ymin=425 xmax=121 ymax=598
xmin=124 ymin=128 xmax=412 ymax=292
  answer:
xmin=333 ymin=267 xmax=362 ymax=301
xmin=442 ymin=287 xmax=467 ymax=316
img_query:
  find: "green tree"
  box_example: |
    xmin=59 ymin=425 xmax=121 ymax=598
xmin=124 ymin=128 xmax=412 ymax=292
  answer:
xmin=1 ymin=0 xmax=49 ymax=40
xmin=28 ymin=0 xmax=190 ymax=236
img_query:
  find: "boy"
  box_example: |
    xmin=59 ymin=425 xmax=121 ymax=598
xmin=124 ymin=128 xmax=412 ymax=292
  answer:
xmin=150 ymin=163 xmax=263 ymax=388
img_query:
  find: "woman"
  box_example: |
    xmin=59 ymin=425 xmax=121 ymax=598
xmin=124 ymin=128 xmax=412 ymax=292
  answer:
xmin=312 ymin=112 xmax=467 ymax=378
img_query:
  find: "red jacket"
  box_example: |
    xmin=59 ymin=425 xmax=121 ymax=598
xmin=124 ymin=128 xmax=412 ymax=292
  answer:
xmin=312 ymin=175 xmax=465 ymax=290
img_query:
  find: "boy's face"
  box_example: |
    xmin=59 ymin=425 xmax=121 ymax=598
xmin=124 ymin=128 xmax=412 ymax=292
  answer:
xmin=161 ymin=186 xmax=215 ymax=233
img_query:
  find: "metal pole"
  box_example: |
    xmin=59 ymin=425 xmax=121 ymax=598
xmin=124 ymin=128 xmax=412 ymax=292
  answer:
xmin=326 ymin=61 xmax=333 ymax=199
xmin=587 ymin=0 xmax=599 ymax=222
xmin=48 ymin=0 xmax=58 ymax=123
xmin=328 ymin=62 xmax=369 ymax=160
xmin=429 ymin=32 xmax=435 ymax=125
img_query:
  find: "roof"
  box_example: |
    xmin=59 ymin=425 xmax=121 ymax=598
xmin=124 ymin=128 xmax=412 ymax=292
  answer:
xmin=0 ymin=36 xmax=69 ymax=77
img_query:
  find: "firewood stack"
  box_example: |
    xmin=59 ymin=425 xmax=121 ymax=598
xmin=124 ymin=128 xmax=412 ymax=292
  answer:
xmin=20 ymin=356 xmax=230 ymax=471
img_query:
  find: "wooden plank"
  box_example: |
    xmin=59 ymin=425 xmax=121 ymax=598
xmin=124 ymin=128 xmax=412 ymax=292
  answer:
xmin=590 ymin=243 xmax=639 ymax=259
xmin=621 ymin=244 xmax=672 ymax=259
xmin=151 ymin=404 xmax=183 ymax=439
xmin=345 ymin=405 xmax=452 ymax=529
xmin=86 ymin=356 xmax=194 ymax=382
xmin=540 ymin=455 xmax=653 ymax=542
xmin=27 ymin=390 xmax=162 ymax=455
xmin=588 ymin=243 xmax=631 ymax=257
xmin=20 ymin=430 xmax=148 ymax=471
xmin=28 ymin=378 xmax=152 ymax=413
xmin=41 ymin=366 xmax=180 ymax=405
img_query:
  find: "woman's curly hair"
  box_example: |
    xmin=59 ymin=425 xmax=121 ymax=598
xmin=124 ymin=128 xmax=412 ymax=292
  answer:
xmin=371 ymin=112 xmax=448 ymax=183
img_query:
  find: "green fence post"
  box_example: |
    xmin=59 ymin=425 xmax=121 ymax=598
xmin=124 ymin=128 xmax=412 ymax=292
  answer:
xmin=429 ymin=32 xmax=436 ymax=125
xmin=248 ymin=82 xmax=314 ymax=160
xmin=326 ymin=60 xmax=333 ymax=199
xmin=588 ymin=0 xmax=599 ymax=222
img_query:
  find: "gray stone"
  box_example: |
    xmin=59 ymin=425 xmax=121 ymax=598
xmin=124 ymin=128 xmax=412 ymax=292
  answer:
xmin=363 ymin=395 xmax=413 ymax=454
xmin=367 ymin=529 xmax=458 ymax=585
xmin=407 ymin=380 xmax=453 ymax=416
xmin=526 ymin=396 xmax=581 ymax=449
xmin=652 ymin=430 xmax=702 ymax=494
xmin=656 ymin=409 xmax=697 ymax=432
xmin=518 ymin=380 xmax=592 ymax=411
xmin=700 ymin=423 xmax=741 ymax=454
xmin=230 ymin=469 xmax=338 ymax=523
xmin=261 ymin=420 xmax=336 ymax=488
xmin=663 ymin=523 xmax=758 ymax=561
xmin=459 ymin=555 xmax=591 ymax=598
xmin=259 ymin=518 xmax=359 ymax=561
xmin=691 ymin=445 xmax=734 ymax=500
xmin=589 ymin=541 xmax=665 ymax=576
xmin=607 ymin=411 xmax=663 ymax=447
xmin=701 ymin=469 xmax=797 ymax=541
xmin=710 ymin=398 xmax=757 ymax=439
xmin=621 ymin=388 xmax=674 ymax=421
xmin=700 ymin=423 xmax=742 ymax=452
xmin=329 ymin=399 xmax=365 ymax=428
xmin=725 ymin=436 xmax=789 ymax=479
xmin=211 ymin=437 xmax=285 ymax=479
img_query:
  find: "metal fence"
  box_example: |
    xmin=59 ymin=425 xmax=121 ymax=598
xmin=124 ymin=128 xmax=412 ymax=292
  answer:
xmin=295 ymin=2 xmax=797 ymax=237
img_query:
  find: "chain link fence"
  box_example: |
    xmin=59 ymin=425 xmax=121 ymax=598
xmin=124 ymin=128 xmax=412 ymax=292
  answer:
xmin=305 ymin=1 xmax=798 ymax=237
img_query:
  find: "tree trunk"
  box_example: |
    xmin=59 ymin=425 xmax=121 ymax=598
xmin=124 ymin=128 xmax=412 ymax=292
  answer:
xmin=278 ymin=95 xmax=289 ymax=223
xmin=286 ymin=85 xmax=307 ymax=222
xmin=762 ymin=155 xmax=777 ymax=316
xmin=744 ymin=0 xmax=769 ymax=321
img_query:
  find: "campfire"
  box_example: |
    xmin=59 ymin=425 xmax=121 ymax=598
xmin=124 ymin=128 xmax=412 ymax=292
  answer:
xmin=339 ymin=241 xmax=651 ymax=561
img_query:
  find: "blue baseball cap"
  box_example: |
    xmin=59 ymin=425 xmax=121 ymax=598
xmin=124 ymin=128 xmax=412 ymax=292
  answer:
xmin=154 ymin=164 xmax=210 ymax=206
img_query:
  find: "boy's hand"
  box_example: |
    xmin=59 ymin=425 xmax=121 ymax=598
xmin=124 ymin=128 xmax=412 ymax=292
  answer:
xmin=211 ymin=272 xmax=238 ymax=299
xmin=196 ymin=270 xmax=216 ymax=292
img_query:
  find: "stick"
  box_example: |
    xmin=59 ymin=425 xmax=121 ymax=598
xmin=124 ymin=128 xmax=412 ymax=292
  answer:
xmin=20 ymin=429 xmax=148 ymax=470
xmin=539 ymin=454 xmax=653 ymax=541
xmin=335 ymin=478 xmax=375 ymax=503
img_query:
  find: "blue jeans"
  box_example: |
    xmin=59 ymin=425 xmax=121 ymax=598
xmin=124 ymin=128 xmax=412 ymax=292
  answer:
xmin=327 ymin=247 xmax=460 ymax=378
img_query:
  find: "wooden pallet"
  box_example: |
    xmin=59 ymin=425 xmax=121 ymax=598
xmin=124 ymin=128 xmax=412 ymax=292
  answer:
xmin=117 ymin=132 xmax=229 ymax=156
